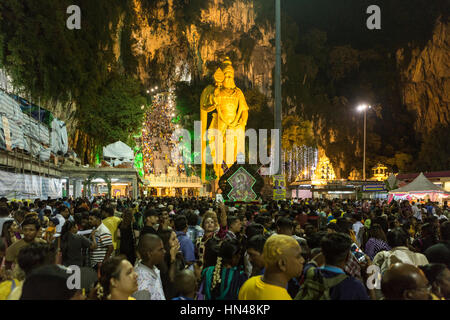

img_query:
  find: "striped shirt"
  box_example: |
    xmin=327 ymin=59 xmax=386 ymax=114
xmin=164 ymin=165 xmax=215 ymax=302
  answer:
xmin=365 ymin=238 xmax=391 ymax=260
xmin=90 ymin=223 xmax=113 ymax=267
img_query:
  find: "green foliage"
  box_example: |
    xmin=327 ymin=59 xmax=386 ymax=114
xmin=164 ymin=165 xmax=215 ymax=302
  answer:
xmin=0 ymin=0 xmax=126 ymax=102
xmin=0 ymin=0 xmax=147 ymax=162
xmin=417 ymin=125 xmax=450 ymax=171
xmin=327 ymin=46 xmax=360 ymax=81
xmin=175 ymin=80 xmax=208 ymax=134
xmin=77 ymin=72 xmax=147 ymax=147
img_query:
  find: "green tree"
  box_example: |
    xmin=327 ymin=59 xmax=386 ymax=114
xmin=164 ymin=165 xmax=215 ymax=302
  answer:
xmin=417 ymin=125 xmax=450 ymax=171
xmin=77 ymin=72 xmax=147 ymax=148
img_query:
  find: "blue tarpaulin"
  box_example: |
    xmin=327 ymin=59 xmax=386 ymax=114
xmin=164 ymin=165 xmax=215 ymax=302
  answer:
xmin=8 ymin=94 xmax=53 ymax=127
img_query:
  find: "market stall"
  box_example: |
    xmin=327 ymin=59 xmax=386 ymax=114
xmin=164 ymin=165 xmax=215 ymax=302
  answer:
xmin=389 ymin=172 xmax=450 ymax=203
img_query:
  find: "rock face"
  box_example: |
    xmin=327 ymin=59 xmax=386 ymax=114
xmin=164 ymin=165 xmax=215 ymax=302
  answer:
xmin=0 ymin=0 xmax=274 ymax=163
xmin=130 ymin=0 xmax=275 ymax=96
xmin=398 ymin=18 xmax=450 ymax=134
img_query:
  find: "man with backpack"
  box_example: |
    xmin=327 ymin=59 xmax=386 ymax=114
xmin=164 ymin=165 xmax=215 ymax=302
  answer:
xmin=295 ymin=233 xmax=371 ymax=300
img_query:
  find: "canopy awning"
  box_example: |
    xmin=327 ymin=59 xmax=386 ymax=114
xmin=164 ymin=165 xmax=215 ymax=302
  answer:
xmin=389 ymin=172 xmax=446 ymax=194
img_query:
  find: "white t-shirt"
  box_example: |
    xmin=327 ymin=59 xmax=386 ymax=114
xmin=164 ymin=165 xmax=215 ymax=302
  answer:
xmin=134 ymin=262 xmax=166 ymax=300
xmin=411 ymin=205 xmax=421 ymax=220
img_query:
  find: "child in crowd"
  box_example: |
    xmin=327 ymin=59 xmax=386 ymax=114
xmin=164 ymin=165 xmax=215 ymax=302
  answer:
xmin=172 ymin=269 xmax=197 ymax=300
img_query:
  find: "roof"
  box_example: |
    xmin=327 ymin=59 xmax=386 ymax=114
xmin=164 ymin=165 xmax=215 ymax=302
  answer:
xmin=396 ymin=171 xmax=450 ymax=180
xmin=103 ymin=141 xmax=134 ymax=160
xmin=390 ymin=172 xmax=445 ymax=193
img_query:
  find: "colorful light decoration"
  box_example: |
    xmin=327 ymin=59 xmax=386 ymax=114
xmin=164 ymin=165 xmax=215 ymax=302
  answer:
xmin=283 ymin=146 xmax=318 ymax=183
xmin=311 ymin=153 xmax=336 ymax=185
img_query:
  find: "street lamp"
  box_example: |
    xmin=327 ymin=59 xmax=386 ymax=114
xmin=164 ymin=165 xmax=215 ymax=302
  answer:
xmin=357 ymin=104 xmax=371 ymax=181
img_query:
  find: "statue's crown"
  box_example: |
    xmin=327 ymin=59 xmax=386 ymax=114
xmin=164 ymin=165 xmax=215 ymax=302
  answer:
xmin=222 ymin=57 xmax=234 ymax=74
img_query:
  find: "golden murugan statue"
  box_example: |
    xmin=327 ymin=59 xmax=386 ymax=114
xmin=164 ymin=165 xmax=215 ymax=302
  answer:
xmin=200 ymin=57 xmax=249 ymax=182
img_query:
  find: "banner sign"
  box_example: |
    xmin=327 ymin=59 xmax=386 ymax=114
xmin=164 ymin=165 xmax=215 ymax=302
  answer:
xmin=363 ymin=184 xmax=387 ymax=192
xmin=227 ymin=167 xmax=258 ymax=202
xmin=273 ymin=175 xmax=286 ymax=200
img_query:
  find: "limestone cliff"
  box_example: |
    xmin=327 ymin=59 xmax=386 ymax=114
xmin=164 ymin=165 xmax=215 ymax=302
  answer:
xmin=129 ymin=0 xmax=275 ymax=95
xmin=397 ymin=17 xmax=450 ymax=134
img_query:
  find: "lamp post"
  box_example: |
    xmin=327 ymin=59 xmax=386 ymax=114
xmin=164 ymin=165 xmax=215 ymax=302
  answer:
xmin=274 ymin=0 xmax=282 ymax=175
xmin=357 ymin=104 xmax=371 ymax=181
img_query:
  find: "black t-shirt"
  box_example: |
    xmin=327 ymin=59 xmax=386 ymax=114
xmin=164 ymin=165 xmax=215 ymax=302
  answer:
xmin=61 ymin=233 xmax=91 ymax=267
xmin=141 ymin=225 xmax=158 ymax=236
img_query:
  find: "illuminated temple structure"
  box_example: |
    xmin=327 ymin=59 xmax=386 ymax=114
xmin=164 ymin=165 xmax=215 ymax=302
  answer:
xmin=140 ymin=93 xmax=204 ymax=197
xmin=289 ymin=149 xmax=390 ymax=200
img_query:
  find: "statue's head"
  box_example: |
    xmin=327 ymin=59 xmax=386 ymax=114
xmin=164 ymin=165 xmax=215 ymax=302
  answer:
xmin=222 ymin=57 xmax=236 ymax=89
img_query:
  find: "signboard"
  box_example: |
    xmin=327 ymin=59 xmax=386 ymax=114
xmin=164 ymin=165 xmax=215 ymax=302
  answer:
xmin=363 ymin=184 xmax=387 ymax=192
xmin=273 ymin=175 xmax=286 ymax=200
xmin=227 ymin=167 xmax=257 ymax=202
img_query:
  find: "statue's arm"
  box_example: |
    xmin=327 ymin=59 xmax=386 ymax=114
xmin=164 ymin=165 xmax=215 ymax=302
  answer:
xmin=232 ymin=90 xmax=249 ymax=127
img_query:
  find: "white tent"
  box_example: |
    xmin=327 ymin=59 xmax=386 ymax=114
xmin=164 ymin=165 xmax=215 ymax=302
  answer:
xmin=390 ymin=172 xmax=444 ymax=193
xmin=389 ymin=172 xmax=449 ymax=203
xmin=103 ymin=141 xmax=134 ymax=166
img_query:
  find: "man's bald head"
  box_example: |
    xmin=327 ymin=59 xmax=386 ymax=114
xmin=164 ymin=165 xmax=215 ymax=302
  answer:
xmin=138 ymin=234 xmax=162 ymax=260
xmin=382 ymin=263 xmax=431 ymax=300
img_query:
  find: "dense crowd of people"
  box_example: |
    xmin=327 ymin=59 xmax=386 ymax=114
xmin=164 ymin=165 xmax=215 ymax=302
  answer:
xmin=142 ymin=94 xmax=184 ymax=176
xmin=0 ymin=195 xmax=449 ymax=300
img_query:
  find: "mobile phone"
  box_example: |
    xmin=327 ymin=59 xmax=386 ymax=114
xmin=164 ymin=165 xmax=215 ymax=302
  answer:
xmin=215 ymin=194 xmax=224 ymax=203
xmin=350 ymin=243 xmax=366 ymax=263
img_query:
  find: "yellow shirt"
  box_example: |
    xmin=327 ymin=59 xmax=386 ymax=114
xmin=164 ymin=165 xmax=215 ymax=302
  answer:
xmin=0 ymin=279 xmax=22 ymax=300
xmin=238 ymin=276 xmax=292 ymax=300
xmin=7 ymin=281 xmax=23 ymax=300
xmin=102 ymin=216 xmax=122 ymax=250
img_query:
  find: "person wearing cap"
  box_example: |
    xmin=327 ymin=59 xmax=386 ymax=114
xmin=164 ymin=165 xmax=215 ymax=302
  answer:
xmin=141 ymin=209 xmax=159 ymax=236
